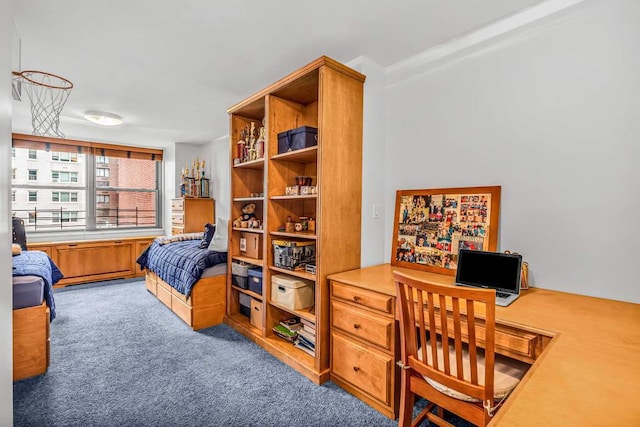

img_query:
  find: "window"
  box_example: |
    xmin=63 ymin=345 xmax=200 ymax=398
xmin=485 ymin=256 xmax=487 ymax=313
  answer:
xmin=97 ymin=194 xmax=110 ymax=204
xmin=11 ymin=137 xmax=162 ymax=233
xmin=52 ymin=151 xmax=78 ymax=162
xmin=96 ymin=168 xmax=110 ymax=177
xmin=95 ymin=156 xmax=158 ymax=229
xmin=52 ymin=211 xmax=79 ymax=223
xmin=51 ymin=171 xmax=79 ymax=183
xmin=28 ymin=149 xmax=37 ymax=159
xmin=52 ymin=192 xmax=78 ymax=203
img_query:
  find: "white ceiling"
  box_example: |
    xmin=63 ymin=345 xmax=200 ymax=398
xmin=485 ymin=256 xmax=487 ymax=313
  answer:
xmin=12 ymin=0 xmax=545 ymax=147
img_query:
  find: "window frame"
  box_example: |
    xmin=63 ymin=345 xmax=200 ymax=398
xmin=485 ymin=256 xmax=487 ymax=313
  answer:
xmin=11 ymin=134 xmax=164 ymax=234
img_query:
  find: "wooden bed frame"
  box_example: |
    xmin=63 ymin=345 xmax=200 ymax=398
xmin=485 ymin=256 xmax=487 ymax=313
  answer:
xmin=13 ymin=302 xmax=50 ymax=381
xmin=144 ymin=269 xmax=226 ymax=330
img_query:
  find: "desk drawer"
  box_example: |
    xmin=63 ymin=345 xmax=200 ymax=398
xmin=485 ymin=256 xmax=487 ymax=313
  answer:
xmin=171 ymin=199 xmax=184 ymax=210
xmin=332 ymin=300 xmax=393 ymax=351
xmin=171 ymin=213 xmax=185 ymax=225
xmin=415 ymin=306 xmax=540 ymax=362
xmin=331 ymin=332 xmax=393 ymax=405
xmin=331 ymin=281 xmax=394 ymax=315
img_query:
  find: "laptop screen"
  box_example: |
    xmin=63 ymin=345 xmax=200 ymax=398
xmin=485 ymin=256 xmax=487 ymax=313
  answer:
xmin=456 ymin=249 xmax=522 ymax=293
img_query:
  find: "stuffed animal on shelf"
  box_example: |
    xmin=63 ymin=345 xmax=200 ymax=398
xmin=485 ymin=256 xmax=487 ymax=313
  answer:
xmin=233 ymin=203 xmax=257 ymax=228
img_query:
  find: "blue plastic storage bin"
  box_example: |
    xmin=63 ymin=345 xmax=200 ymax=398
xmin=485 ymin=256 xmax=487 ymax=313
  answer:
xmin=248 ymin=267 xmax=263 ymax=295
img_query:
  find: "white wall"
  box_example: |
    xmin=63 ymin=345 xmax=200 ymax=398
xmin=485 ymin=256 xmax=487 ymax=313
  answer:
xmin=206 ymin=135 xmax=231 ymax=223
xmin=348 ymin=57 xmax=388 ymax=267
xmin=1 ymin=1 xmax=16 ymax=423
xmin=384 ymin=0 xmax=640 ymax=302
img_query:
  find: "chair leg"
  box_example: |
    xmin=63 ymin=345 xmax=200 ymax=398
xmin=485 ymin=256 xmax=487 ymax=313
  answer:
xmin=398 ymin=370 xmax=415 ymax=427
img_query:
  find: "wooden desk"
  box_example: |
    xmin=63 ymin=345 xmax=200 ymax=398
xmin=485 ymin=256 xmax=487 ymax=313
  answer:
xmin=328 ymin=263 xmax=640 ymax=426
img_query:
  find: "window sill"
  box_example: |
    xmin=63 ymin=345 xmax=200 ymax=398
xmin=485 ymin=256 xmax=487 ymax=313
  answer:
xmin=27 ymin=228 xmax=166 ymax=244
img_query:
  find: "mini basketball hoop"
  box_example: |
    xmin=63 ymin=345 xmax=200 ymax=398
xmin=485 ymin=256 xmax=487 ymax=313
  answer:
xmin=12 ymin=70 xmax=73 ymax=138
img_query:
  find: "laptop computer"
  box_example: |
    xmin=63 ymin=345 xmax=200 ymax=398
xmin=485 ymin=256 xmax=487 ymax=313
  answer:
xmin=455 ymin=249 xmax=522 ymax=307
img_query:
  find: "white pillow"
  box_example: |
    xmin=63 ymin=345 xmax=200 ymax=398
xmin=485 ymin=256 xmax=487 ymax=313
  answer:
xmin=208 ymin=218 xmax=228 ymax=252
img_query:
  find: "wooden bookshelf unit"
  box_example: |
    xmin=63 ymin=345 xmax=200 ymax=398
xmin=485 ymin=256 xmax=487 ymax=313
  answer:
xmin=224 ymin=56 xmax=365 ymax=384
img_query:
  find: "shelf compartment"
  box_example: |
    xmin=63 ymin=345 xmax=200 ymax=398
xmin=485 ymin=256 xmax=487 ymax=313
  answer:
xmin=233 ymin=158 xmax=265 ymax=170
xmin=234 ymin=196 xmax=265 ymax=202
xmin=226 ymin=312 xmax=262 ymax=335
xmin=270 ymin=231 xmax=316 ymax=240
xmin=269 ymin=300 xmax=316 ymax=323
xmin=232 ymin=255 xmax=264 ymax=267
xmin=269 ymin=266 xmax=316 ymax=282
xmin=232 ymin=285 xmax=263 ymax=301
xmin=233 ymin=228 xmax=264 ymax=234
xmin=270 ymin=195 xmax=318 ymax=201
xmin=264 ymin=334 xmax=316 ymax=365
xmin=271 ymin=146 xmax=318 ymax=163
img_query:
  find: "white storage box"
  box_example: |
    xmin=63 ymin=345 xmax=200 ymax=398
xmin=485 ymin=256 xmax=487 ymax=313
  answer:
xmin=271 ymin=274 xmax=314 ymax=310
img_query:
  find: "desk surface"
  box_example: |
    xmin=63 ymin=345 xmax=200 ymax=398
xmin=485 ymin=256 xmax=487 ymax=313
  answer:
xmin=328 ymin=263 xmax=640 ymax=426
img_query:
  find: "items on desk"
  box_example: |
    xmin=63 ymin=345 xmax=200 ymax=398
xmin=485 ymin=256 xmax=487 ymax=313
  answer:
xmin=504 ymin=250 xmax=529 ymax=289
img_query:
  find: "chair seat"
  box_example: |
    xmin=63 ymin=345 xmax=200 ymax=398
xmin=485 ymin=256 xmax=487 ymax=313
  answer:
xmin=418 ymin=342 xmax=529 ymax=402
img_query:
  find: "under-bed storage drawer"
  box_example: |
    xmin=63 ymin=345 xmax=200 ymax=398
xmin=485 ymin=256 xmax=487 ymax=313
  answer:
xmin=156 ymin=279 xmax=172 ymax=308
xmin=145 ymin=270 xmax=157 ymax=295
xmin=171 ymin=295 xmax=192 ymax=325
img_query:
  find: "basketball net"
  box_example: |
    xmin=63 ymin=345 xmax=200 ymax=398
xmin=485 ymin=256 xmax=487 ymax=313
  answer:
xmin=13 ymin=70 xmax=73 ymax=138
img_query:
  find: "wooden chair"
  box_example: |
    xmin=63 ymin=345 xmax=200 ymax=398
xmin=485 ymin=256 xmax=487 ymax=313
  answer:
xmin=394 ymin=271 xmax=527 ymax=427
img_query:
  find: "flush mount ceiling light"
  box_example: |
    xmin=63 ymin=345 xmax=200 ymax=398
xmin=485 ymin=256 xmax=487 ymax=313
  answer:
xmin=84 ymin=111 xmax=123 ymax=126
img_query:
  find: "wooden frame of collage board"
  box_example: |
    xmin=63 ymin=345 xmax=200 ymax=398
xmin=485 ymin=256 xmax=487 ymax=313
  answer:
xmin=391 ymin=186 xmax=501 ymax=276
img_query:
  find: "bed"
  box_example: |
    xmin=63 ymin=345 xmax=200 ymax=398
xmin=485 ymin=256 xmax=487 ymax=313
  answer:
xmin=137 ymin=235 xmax=227 ymax=330
xmin=12 ymin=248 xmax=63 ymax=381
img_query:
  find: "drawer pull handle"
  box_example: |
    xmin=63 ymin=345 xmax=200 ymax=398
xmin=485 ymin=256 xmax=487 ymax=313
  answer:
xmin=353 ymin=366 xmax=360 ymax=372
xmin=353 ymin=324 xmax=361 ymax=330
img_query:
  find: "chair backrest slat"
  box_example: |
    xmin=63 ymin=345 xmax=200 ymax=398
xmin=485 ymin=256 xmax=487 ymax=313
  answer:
xmin=417 ymin=289 xmax=428 ymax=368
xmin=438 ymin=294 xmax=451 ymax=375
xmin=452 ymin=297 xmax=464 ymax=380
xmin=427 ymin=292 xmax=439 ymax=370
xmin=467 ymin=299 xmax=479 ymax=384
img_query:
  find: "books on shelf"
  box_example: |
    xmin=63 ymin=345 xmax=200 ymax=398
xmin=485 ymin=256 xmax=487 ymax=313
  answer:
xmin=296 ymin=328 xmax=316 ymax=345
xmin=273 ymin=325 xmax=297 ymax=342
xmin=300 ymin=318 xmax=316 ymax=335
xmin=280 ymin=317 xmax=303 ymax=332
xmin=294 ymin=340 xmax=315 ymax=357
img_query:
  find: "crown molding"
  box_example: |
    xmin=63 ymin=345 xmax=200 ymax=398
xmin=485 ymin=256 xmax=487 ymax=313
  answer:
xmin=386 ymin=0 xmax=586 ymax=87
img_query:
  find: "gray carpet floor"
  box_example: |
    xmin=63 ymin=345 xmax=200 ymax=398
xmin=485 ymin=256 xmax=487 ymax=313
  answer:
xmin=13 ymin=278 xmax=470 ymax=427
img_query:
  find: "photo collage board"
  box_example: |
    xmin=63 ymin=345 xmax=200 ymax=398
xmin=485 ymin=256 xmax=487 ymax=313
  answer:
xmin=391 ymin=186 xmax=501 ymax=275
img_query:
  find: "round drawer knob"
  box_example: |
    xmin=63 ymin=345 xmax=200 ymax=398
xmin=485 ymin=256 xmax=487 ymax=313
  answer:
xmin=353 ymin=324 xmax=361 ymax=330
xmin=353 ymin=296 xmax=361 ymax=303
xmin=353 ymin=366 xmax=360 ymax=372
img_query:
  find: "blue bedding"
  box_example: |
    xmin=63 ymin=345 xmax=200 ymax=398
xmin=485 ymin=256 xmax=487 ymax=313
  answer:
xmin=12 ymin=250 xmax=63 ymax=321
xmin=137 ymin=239 xmax=226 ymax=297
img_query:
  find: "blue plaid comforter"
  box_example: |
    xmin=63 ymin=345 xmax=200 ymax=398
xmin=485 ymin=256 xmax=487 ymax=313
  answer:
xmin=12 ymin=250 xmax=64 ymax=321
xmin=136 ymin=239 xmax=226 ymax=297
